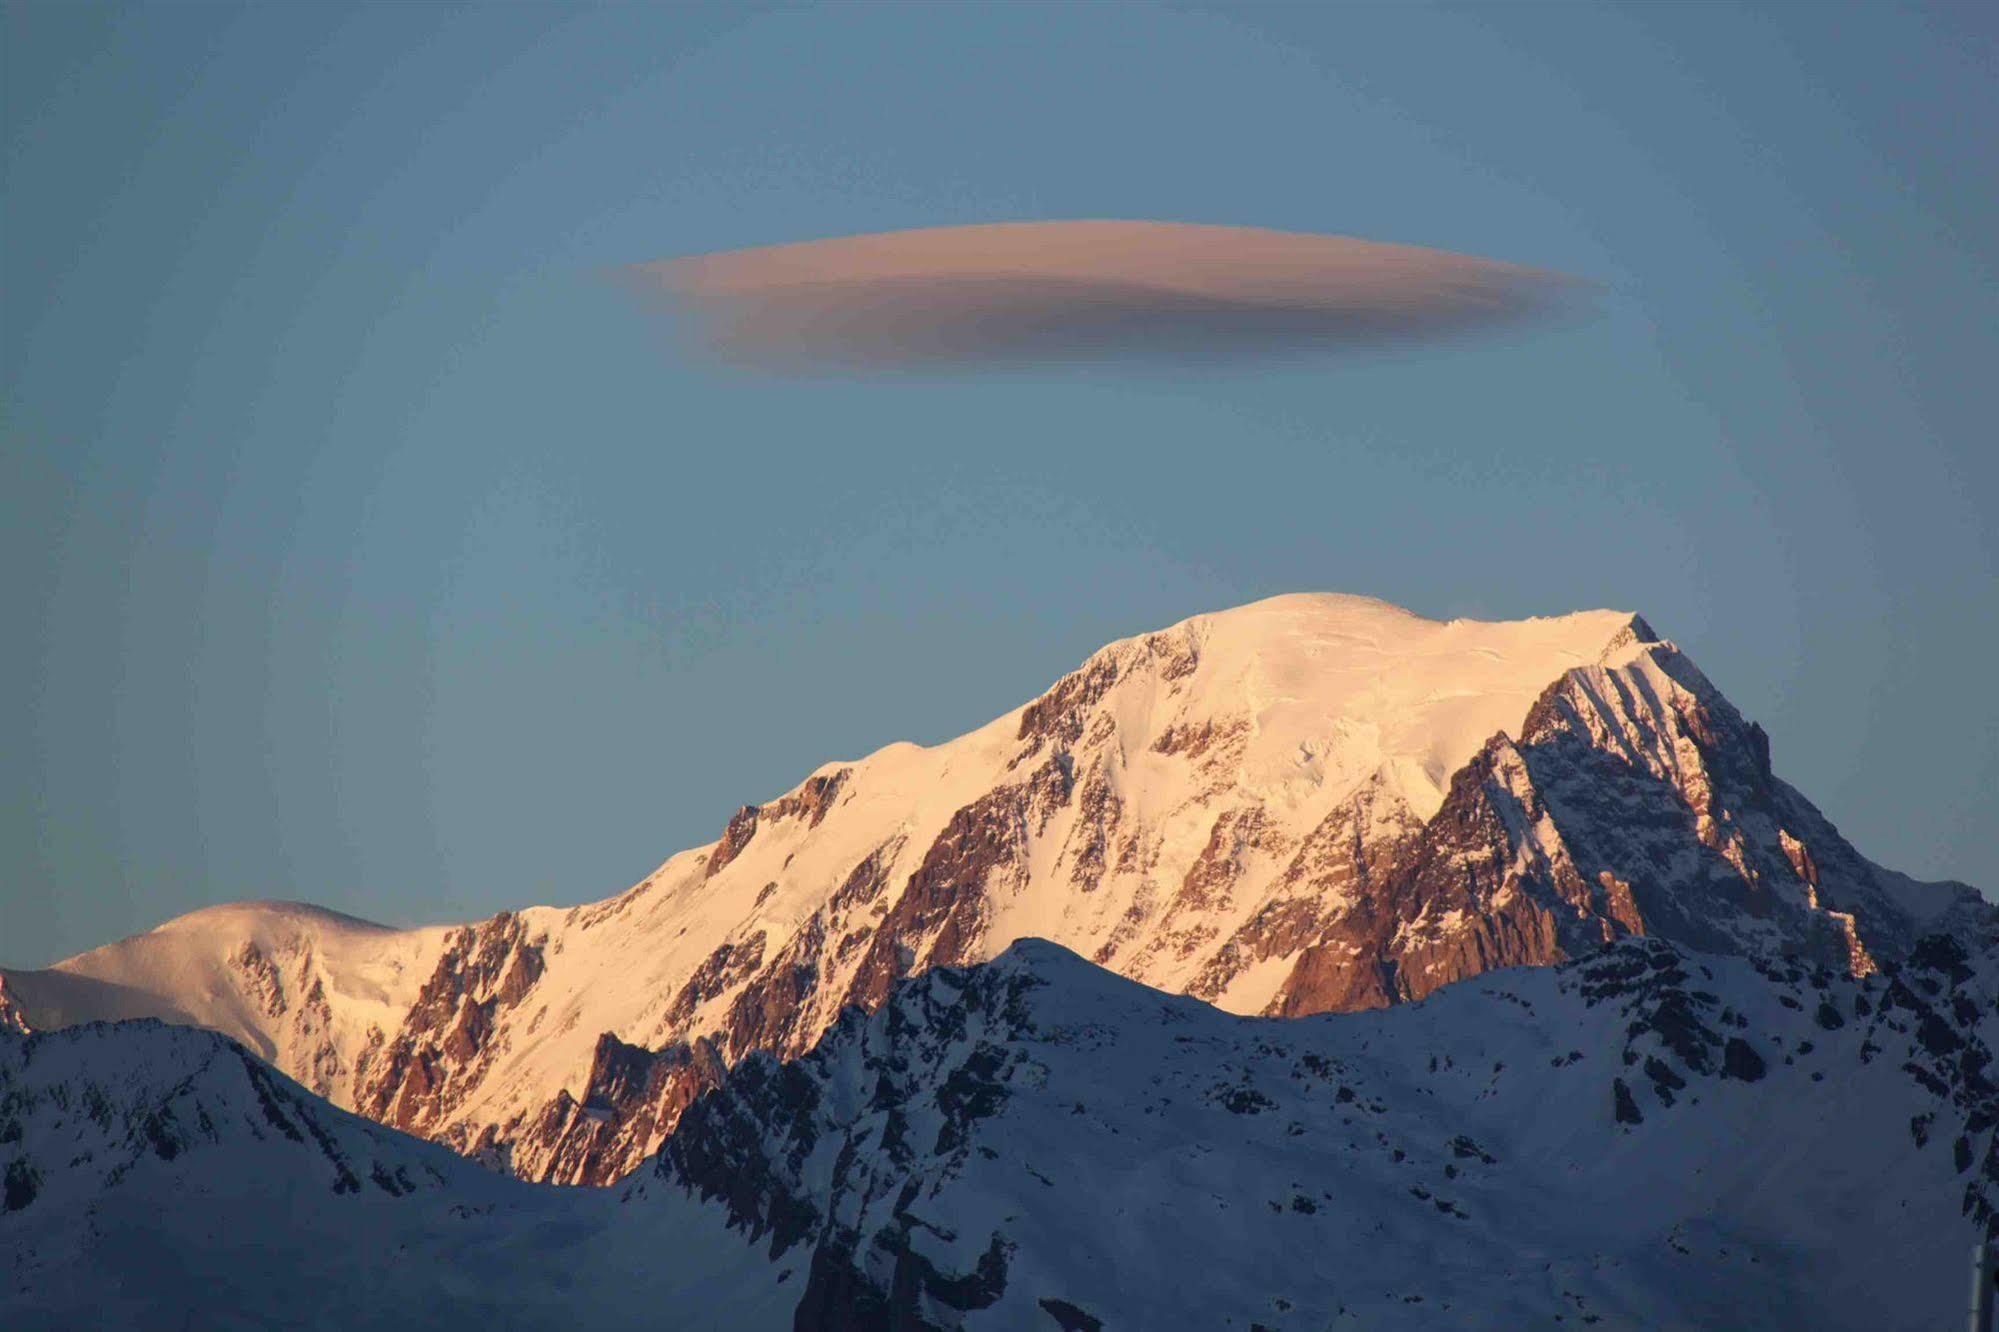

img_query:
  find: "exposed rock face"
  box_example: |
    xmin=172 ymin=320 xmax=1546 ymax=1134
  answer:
xmin=0 ymin=981 xmax=30 ymax=1036
xmin=843 ymin=755 xmax=1074 ymax=1015
xmin=1269 ymin=625 xmax=1973 ymax=1015
xmin=494 ymin=1032 xmax=728 ymax=1186
xmin=353 ymin=911 xmax=546 ymax=1145
xmin=1199 ymin=772 xmax=1424 ymax=1010
xmin=707 ymin=806 xmax=763 ymax=880
xmin=706 ymin=769 xmax=853 ymax=879
xmin=3 ymin=595 xmax=1986 ymax=1186
xmin=215 ymin=936 xmax=352 ymax=1100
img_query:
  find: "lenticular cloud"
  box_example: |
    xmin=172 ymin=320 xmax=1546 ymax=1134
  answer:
xmin=623 ymin=220 xmax=1578 ymax=371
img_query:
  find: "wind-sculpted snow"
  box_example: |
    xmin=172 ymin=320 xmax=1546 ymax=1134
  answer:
xmin=6 ymin=931 xmax=1993 ymax=1328
xmin=2 ymin=594 xmax=1985 ymax=1184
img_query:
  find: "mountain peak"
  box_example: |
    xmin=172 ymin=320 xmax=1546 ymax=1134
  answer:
xmin=1062 ymin=592 xmax=1648 ymax=823
xmin=4 ymin=591 xmax=1981 ymax=1188
xmin=1160 ymin=590 xmax=1639 ymax=646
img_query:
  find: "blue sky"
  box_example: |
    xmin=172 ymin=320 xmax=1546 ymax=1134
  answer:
xmin=4 ymin=1 xmax=1994 ymax=966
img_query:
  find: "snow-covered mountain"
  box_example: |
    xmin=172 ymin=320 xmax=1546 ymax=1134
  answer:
xmin=6 ymin=928 xmax=1994 ymax=1329
xmin=0 ymin=901 xmax=455 ymax=1106
xmin=644 ymin=929 xmax=1999 ymax=1330
xmin=3 ymin=594 xmax=1983 ymax=1184
xmin=0 ymin=1020 xmax=796 ymax=1330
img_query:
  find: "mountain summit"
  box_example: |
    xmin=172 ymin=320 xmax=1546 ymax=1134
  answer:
xmin=3 ymin=594 xmax=1982 ymax=1183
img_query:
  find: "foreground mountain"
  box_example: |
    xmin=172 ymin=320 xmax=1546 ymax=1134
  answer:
xmin=3 ymin=595 xmax=1983 ymax=1182
xmin=0 ymin=1021 xmax=794 ymax=1330
xmin=647 ymin=930 xmax=1999 ymax=1330
xmin=6 ymin=931 xmax=1993 ymax=1329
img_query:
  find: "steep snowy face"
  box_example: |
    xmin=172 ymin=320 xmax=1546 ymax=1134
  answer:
xmin=1 ymin=594 xmax=1983 ymax=1185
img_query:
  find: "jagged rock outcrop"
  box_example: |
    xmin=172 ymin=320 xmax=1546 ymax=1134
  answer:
xmin=353 ymin=911 xmax=547 ymax=1148
xmin=492 ymin=1032 xmax=728 ymax=1185
xmin=1270 ymin=621 xmax=1975 ymax=1013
